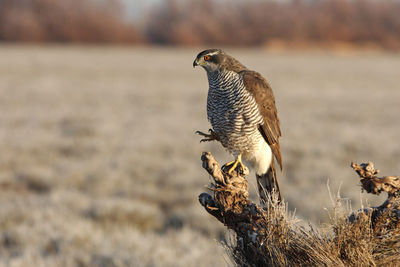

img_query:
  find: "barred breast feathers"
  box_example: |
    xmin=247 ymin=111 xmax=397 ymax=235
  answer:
xmin=206 ymin=70 xmax=264 ymax=155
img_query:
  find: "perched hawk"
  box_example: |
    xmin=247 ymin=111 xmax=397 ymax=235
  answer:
xmin=194 ymin=49 xmax=282 ymax=202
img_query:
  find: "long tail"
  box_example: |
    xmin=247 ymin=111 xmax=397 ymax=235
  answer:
xmin=256 ymin=159 xmax=281 ymax=204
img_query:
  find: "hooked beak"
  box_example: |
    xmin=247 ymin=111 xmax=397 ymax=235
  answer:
xmin=193 ymin=59 xmax=198 ymax=68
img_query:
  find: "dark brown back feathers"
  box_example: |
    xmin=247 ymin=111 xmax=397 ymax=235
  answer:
xmin=240 ymin=70 xmax=282 ymax=170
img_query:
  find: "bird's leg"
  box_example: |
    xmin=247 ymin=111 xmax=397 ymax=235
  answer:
xmin=223 ymin=154 xmax=245 ymax=175
xmin=195 ymin=129 xmax=219 ymax=142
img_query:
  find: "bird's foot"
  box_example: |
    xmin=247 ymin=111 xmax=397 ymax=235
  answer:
xmin=223 ymin=155 xmax=247 ymax=175
xmin=195 ymin=129 xmax=219 ymax=142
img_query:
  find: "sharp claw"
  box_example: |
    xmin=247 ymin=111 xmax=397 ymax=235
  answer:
xmin=197 ymin=129 xmax=218 ymax=142
xmin=196 ymin=130 xmax=207 ymax=136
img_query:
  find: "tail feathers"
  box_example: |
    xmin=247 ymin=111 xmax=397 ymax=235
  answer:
xmin=256 ymin=159 xmax=281 ymax=204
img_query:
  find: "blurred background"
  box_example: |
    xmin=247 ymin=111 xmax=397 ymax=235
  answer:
xmin=0 ymin=0 xmax=399 ymax=266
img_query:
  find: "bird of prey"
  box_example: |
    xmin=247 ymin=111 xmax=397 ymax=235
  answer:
xmin=193 ymin=49 xmax=282 ymax=202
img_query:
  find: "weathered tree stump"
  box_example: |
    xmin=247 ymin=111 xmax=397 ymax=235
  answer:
xmin=199 ymin=152 xmax=400 ymax=266
xmin=199 ymin=152 xmax=296 ymax=266
xmin=198 ymin=151 xmax=282 ymax=240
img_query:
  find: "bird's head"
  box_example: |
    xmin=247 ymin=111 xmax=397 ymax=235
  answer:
xmin=193 ymin=49 xmax=225 ymax=72
xmin=193 ymin=49 xmax=246 ymax=73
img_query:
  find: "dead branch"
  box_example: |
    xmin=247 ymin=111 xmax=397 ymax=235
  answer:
xmin=351 ymin=162 xmax=400 ymax=229
xmin=351 ymin=162 xmax=400 ymax=198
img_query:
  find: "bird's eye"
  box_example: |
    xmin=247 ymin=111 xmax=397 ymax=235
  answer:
xmin=204 ymin=55 xmax=210 ymax=61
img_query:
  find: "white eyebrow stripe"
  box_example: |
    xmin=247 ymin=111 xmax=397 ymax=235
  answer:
xmin=207 ymin=51 xmax=220 ymax=56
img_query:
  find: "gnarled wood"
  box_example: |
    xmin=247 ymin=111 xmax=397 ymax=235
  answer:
xmin=350 ymin=162 xmax=400 ymax=229
xmin=199 ymin=153 xmax=400 ymax=266
xmin=351 ymin=162 xmax=400 ymax=198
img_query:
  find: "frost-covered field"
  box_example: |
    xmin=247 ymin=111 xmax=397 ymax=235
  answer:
xmin=0 ymin=45 xmax=399 ymax=266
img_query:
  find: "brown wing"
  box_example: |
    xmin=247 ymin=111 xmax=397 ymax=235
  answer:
xmin=240 ymin=70 xmax=282 ymax=170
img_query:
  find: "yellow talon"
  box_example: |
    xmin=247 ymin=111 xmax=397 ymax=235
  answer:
xmin=225 ymin=154 xmax=244 ymax=174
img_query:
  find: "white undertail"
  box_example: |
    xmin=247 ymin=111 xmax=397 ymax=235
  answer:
xmin=243 ymin=138 xmax=272 ymax=176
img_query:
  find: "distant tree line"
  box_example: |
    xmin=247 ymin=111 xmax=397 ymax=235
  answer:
xmin=1 ymin=0 xmax=400 ymax=49
xmin=0 ymin=0 xmax=141 ymax=43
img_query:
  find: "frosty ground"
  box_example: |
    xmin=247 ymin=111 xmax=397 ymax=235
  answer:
xmin=0 ymin=45 xmax=399 ymax=266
